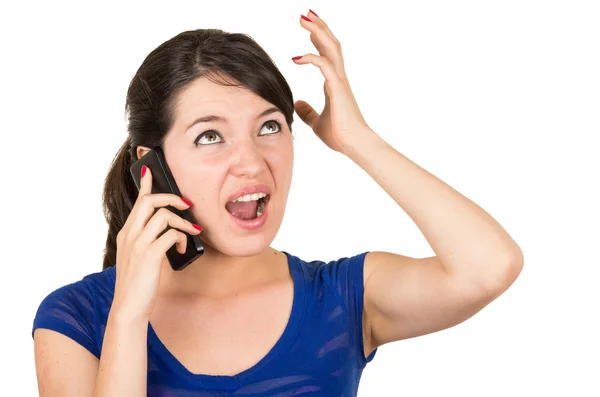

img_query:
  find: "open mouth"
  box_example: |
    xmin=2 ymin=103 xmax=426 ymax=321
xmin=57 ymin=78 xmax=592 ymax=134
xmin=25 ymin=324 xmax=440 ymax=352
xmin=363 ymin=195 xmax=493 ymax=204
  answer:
xmin=225 ymin=193 xmax=270 ymax=221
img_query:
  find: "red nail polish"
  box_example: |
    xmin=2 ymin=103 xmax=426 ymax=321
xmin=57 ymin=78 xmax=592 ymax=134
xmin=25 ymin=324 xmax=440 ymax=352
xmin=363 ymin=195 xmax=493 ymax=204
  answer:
xmin=292 ymin=56 xmax=303 ymax=61
xmin=309 ymin=9 xmax=319 ymax=17
xmin=181 ymin=197 xmax=192 ymax=206
xmin=301 ymin=15 xmax=312 ymax=22
xmin=192 ymin=224 xmax=203 ymax=232
xmin=141 ymin=165 xmax=147 ymax=178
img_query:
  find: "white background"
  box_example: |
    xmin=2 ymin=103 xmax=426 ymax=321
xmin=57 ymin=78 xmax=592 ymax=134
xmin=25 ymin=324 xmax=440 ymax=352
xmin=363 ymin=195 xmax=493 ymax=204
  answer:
xmin=1 ymin=0 xmax=598 ymax=395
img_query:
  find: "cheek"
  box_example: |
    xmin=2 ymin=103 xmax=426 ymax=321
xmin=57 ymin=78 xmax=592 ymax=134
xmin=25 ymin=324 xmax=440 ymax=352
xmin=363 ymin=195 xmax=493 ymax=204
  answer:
xmin=265 ymin=141 xmax=294 ymax=188
xmin=172 ymin=158 xmax=227 ymax=214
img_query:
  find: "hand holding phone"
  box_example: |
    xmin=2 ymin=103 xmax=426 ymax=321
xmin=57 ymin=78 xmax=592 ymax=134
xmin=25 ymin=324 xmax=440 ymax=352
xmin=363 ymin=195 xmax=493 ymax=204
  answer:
xmin=113 ymin=164 xmax=202 ymax=319
xmin=129 ymin=147 xmax=204 ymax=271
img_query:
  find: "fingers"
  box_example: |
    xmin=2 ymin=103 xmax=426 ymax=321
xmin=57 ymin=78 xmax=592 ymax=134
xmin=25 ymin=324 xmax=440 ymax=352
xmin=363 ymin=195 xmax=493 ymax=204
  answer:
xmin=308 ymin=10 xmax=337 ymax=42
xmin=120 ymin=165 xmax=154 ymax=233
xmin=124 ymin=165 xmax=155 ymax=231
xmin=294 ymin=100 xmax=319 ymax=128
xmin=138 ymin=206 xmax=201 ymax=246
xmin=153 ymin=228 xmax=189 ymax=256
xmin=292 ymin=53 xmax=343 ymax=89
xmin=123 ymin=165 xmax=199 ymax=241
xmin=138 ymin=165 xmax=152 ymax=196
xmin=299 ymin=11 xmax=346 ymax=78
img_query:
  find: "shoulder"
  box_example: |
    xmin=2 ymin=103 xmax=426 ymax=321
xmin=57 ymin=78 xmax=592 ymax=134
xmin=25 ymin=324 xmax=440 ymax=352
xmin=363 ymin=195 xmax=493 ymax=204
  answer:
xmin=285 ymin=250 xmax=369 ymax=298
xmin=32 ymin=266 xmax=116 ymax=358
xmin=288 ymin=251 xmax=369 ymax=280
xmin=38 ymin=266 xmax=116 ymax=309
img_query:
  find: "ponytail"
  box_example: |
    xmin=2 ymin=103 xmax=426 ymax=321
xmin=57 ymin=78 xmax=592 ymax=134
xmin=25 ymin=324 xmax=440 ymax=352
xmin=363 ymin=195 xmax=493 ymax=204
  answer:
xmin=101 ymin=137 xmax=138 ymax=269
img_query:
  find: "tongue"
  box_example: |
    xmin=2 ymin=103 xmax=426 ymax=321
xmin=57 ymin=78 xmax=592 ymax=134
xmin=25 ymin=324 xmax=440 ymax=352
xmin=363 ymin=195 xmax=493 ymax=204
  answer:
xmin=225 ymin=200 xmax=258 ymax=220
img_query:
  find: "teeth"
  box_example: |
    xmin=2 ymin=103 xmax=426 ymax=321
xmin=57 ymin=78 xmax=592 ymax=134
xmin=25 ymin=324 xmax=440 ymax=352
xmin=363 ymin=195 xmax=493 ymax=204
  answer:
xmin=232 ymin=192 xmax=267 ymax=202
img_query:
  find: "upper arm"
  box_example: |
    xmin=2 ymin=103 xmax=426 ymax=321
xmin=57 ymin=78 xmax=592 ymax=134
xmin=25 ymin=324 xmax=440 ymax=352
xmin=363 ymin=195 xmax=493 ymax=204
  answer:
xmin=32 ymin=281 xmax=102 ymax=396
xmin=362 ymin=251 xmax=511 ymax=352
xmin=34 ymin=328 xmax=99 ymax=397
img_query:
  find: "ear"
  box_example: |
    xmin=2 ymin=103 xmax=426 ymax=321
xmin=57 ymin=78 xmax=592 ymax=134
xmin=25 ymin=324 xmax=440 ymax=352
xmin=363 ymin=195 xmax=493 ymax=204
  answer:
xmin=136 ymin=145 xmax=152 ymax=160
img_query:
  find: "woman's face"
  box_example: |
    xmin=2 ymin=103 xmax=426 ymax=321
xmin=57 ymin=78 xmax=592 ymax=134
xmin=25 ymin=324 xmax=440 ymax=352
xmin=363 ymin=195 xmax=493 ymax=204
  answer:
xmin=155 ymin=77 xmax=294 ymax=257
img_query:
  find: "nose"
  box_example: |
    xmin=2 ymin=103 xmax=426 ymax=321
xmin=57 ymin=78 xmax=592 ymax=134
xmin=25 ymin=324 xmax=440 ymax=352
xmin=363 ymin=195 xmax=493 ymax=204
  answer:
xmin=229 ymin=139 xmax=267 ymax=178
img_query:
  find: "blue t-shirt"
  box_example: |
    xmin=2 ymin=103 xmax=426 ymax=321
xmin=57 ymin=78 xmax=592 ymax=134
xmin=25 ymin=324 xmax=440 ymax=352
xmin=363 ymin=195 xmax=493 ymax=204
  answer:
xmin=32 ymin=251 xmax=377 ymax=396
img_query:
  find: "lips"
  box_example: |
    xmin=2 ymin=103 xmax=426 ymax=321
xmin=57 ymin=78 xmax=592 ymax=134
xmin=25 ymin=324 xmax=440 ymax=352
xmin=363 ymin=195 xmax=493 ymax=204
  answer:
xmin=226 ymin=184 xmax=271 ymax=203
xmin=223 ymin=183 xmax=273 ymax=230
xmin=225 ymin=192 xmax=271 ymax=230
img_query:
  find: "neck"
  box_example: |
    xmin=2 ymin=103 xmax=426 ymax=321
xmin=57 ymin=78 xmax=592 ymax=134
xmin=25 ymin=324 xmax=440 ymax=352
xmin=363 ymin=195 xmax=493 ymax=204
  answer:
xmin=157 ymin=244 xmax=286 ymax=298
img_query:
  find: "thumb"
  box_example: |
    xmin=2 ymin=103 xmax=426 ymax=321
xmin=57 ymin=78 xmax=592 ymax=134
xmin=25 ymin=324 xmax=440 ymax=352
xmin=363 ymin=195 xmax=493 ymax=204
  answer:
xmin=294 ymin=100 xmax=319 ymax=128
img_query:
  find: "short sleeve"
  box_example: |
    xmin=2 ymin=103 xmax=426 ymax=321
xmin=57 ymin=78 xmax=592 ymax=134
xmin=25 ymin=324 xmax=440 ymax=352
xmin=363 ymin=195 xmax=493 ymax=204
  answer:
xmin=32 ymin=281 xmax=100 ymax=359
xmin=319 ymin=251 xmax=377 ymax=365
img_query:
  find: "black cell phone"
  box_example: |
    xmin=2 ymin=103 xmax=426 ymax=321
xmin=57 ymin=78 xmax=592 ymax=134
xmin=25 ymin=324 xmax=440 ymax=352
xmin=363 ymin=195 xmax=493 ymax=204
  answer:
xmin=129 ymin=146 xmax=204 ymax=271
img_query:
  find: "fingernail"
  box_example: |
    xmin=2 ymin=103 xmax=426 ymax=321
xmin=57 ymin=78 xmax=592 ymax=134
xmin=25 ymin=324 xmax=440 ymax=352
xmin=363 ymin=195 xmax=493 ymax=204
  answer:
xmin=308 ymin=9 xmax=319 ymax=17
xmin=292 ymin=56 xmax=303 ymax=61
xmin=181 ymin=197 xmax=192 ymax=206
xmin=301 ymin=15 xmax=312 ymax=22
xmin=141 ymin=165 xmax=147 ymax=178
xmin=192 ymin=224 xmax=203 ymax=232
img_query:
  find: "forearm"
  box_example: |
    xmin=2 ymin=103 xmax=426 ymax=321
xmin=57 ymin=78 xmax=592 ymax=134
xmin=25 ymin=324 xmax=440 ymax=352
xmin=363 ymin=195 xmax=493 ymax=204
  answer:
xmin=342 ymin=129 xmax=523 ymax=286
xmin=93 ymin=309 xmax=148 ymax=397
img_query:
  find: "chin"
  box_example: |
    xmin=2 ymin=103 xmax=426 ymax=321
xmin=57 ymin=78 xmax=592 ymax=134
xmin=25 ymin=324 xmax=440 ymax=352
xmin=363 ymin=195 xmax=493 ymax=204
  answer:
xmin=206 ymin=233 xmax=275 ymax=258
xmin=201 ymin=204 xmax=284 ymax=258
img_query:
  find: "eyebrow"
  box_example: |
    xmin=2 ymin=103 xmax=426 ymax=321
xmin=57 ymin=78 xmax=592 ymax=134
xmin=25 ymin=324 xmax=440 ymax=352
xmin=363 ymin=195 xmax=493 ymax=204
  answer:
xmin=185 ymin=106 xmax=283 ymax=132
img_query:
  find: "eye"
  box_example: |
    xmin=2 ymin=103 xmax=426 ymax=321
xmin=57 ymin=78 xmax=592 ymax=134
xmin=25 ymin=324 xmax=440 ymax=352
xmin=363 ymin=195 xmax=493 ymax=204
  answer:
xmin=259 ymin=120 xmax=283 ymax=136
xmin=194 ymin=130 xmax=224 ymax=146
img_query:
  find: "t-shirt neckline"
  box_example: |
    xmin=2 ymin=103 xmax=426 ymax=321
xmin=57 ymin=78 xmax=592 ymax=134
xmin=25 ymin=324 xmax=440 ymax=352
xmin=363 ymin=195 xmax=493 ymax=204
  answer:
xmin=140 ymin=251 xmax=307 ymax=390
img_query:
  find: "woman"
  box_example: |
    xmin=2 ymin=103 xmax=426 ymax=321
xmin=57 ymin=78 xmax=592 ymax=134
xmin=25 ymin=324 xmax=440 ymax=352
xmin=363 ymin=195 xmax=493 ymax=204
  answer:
xmin=32 ymin=10 xmax=524 ymax=396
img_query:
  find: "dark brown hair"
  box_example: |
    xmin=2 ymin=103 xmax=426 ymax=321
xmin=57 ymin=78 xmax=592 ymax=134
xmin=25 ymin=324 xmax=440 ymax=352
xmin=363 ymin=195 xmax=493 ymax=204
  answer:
xmin=101 ymin=29 xmax=295 ymax=269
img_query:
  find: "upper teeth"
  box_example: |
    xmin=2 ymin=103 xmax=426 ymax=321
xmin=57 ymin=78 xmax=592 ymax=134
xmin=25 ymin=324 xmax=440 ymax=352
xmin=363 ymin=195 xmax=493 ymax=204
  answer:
xmin=232 ymin=192 xmax=267 ymax=202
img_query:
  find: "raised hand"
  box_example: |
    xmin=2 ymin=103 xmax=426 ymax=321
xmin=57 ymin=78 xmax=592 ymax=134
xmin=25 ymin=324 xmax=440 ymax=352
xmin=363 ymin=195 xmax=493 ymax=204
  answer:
xmin=292 ymin=10 xmax=372 ymax=154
